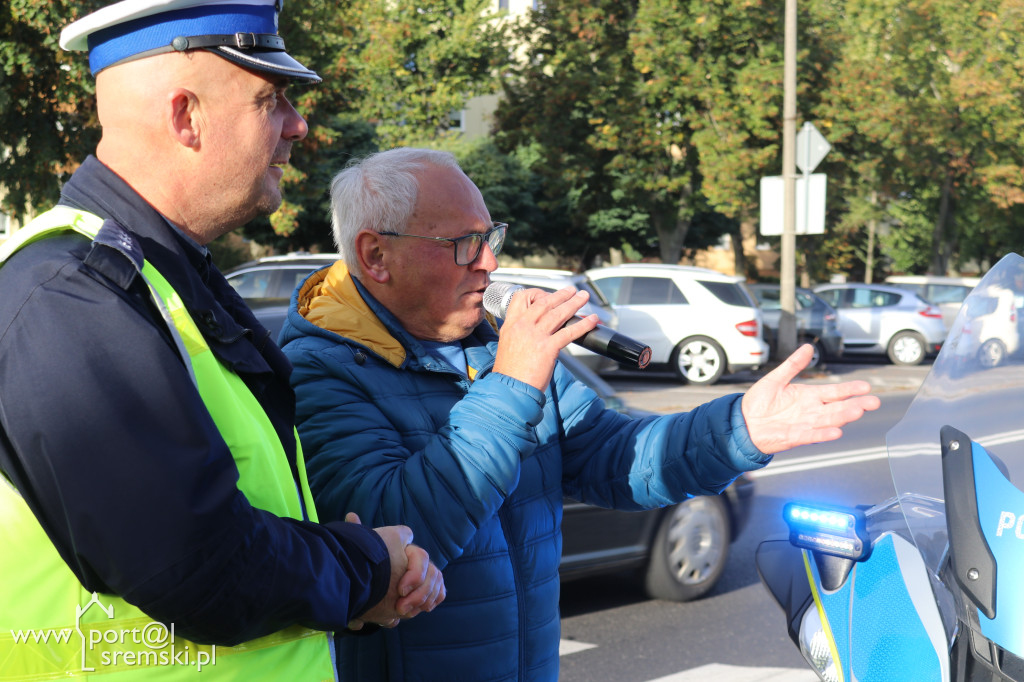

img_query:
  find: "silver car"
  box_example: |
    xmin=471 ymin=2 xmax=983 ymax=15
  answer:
xmin=224 ymin=253 xmax=340 ymax=299
xmin=812 ymin=282 xmax=947 ymax=365
xmin=747 ymin=283 xmax=843 ymax=368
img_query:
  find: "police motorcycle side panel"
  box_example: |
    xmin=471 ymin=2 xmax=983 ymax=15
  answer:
xmin=757 ymin=254 xmax=1024 ymax=682
xmin=956 ymin=432 xmax=1024 ymax=662
xmin=757 ymin=501 xmax=949 ymax=682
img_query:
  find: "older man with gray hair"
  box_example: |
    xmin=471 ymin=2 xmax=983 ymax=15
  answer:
xmin=279 ymin=146 xmax=880 ymax=681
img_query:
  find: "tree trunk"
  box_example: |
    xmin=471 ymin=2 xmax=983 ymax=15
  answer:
xmin=654 ymin=209 xmax=687 ymax=264
xmin=931 ymin=171 xmax=955 ymax=275
xmin=865 ymin=190 xmax=877 ymax=283
xmin=731 ymin=220 xmax=753 ymax=279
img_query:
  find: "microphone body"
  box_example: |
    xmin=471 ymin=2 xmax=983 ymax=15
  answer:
xmin=483 ymin=281 xmax=652 ymax=370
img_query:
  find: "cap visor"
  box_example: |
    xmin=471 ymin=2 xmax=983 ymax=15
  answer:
xmin=210 ymin=45 xmax=320 ymax=83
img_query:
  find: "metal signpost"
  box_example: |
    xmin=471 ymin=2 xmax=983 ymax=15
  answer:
xmin=761 ymin=8 xmax=831 ymax=359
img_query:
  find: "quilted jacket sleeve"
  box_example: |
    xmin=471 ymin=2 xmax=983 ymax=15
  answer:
xmin=549 ymin=362 xmax=771 ymax=510
xmin=286 ymin=335 xmax=547 ymax=570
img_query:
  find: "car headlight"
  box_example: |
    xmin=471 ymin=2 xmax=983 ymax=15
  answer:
xmin=798 ymin=604 xmax=842 ymax=682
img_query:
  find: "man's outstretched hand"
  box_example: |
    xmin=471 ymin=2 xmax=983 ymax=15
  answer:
xmin=741 ymin=344 xmax=881 ymax=455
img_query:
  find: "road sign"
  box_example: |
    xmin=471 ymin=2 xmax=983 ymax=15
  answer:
xmin=796 ymin=122 xmax=830 ymax=174
xmin=759 ymin=174 xmax=827 ymax=235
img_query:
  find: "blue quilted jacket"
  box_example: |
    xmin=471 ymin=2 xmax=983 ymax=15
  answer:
xmin=278 ymin=262 xmax=770 ymax=682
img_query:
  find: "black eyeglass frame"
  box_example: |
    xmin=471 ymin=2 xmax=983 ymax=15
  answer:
xmin=380 ymin=222 xmax=508 ymax=266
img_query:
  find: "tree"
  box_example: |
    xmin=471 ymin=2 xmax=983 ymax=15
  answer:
xmin=629 ymin=0 xmax=788 ymax=256
xmin=815 ymin=0 xmax=1024 ymax=275
xmin=494 ymin=1 xmax=677 ymax=266
xmin=255 ymin=0 xmax=510 ymax=247
xmin=1 ymin=0 xmax=101 ymax=218
xmin=333 ymin=0 xmax=509 ymax=148
xmin=494 ymin=0 xmax=834 ymax=269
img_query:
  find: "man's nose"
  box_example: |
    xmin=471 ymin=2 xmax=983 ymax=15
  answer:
xmin=282 ymin=96 xmax=308 ymax=141
xmin=471 ymin=241 xmax=499 ymax=272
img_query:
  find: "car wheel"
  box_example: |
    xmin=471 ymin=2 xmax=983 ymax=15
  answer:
xmin=887 ymin=331 xmax=926 ymax=365
xmin=979 ymin=338 xmax=1007 ymax=368
xmin=801 ymin=338 xmax=824 ymax=369
xmin=644 ymin=495 xmax=731 ymax=602
xmin=671 ymin=336 xmax=726 ymax=385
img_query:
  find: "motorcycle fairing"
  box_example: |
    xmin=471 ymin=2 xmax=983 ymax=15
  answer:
xmin=972 ymin=437 xmax=1024 ymax=659
xmin=804 ymin=532 xmax=947 ymax=682
xmin=804 ymin=548 xmax=851 ymax=682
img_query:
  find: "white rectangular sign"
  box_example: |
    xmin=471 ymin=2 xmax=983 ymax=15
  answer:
xmin=759 ymin=174 xmax=827 ymax=236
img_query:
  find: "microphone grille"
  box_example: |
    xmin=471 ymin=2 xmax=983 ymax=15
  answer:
xmin=483 ymin=281 xmax=523 ymax=318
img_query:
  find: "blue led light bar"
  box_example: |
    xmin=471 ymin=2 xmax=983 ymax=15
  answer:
xmin=783 ymin=501 xmax=870 ymax=561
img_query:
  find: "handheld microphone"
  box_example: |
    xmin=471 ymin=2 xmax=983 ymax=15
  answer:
xmin=483 ymin=281 xmax=652 ymax=370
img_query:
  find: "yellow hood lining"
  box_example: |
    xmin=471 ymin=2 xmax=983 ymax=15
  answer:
xmin=297 ymin=261 xmax=408 ymax=368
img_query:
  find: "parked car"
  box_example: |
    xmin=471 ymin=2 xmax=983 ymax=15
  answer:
xmin=884 ymin=274 xmax=982 ymax=329
xmin=948 ymin=280 xmax=1021 ymax=368
xmin=812 ymin=282 xmax=947 ymax=365
xmin=747 ymin=283 xmax=843 ymax=368
xmin=245 ymin=297 xmax=291 ymax=341
xmin=224 ymin=253 xmax=340 ymax=299
xmin=246 ymin=298 xmax=754 ymax=602
xmin=489 ymin=267 xmax=620 ymax=372
xmin=585 ymin=264 xmax=769 ymax=385
xmin=556 ymin=350 xmax=754 ymax=601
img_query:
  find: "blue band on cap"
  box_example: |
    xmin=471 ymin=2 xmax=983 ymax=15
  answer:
xmin=87 ymin=4 xmax=277 ymax=74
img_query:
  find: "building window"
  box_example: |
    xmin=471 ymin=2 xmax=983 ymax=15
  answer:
xmin=0 ymin=211 xmax=10 ymax=238
xmin=449 ymin=109 xmax=466 ymax=132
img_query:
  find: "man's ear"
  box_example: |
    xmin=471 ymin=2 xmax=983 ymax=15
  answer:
xmin=355 ymin=230 xmax=391 ymax=284
xmin=168 ymin=88 xmax=200 ymax=149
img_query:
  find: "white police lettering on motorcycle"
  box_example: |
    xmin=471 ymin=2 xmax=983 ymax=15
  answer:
xmin=995 ymin=511 xmax=1024 ymax=538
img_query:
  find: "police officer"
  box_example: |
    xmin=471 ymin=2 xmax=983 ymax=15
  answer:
xmin=0 ymin=2 xmax=444 ymax=679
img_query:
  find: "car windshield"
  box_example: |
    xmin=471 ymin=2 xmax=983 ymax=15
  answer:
xmin=794 ymin=291 xmax=816 ymax=309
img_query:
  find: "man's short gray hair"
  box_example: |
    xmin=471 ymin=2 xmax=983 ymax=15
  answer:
xmin=331 ymin=147 xmax=462 ymax=274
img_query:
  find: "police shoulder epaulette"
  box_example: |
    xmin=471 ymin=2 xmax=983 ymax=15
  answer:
xmin=83 ymin=219 xmax=145 ymax=289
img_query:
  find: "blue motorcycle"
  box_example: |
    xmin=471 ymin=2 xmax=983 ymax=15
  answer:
xmin=757 ymin=254 xmax=1024 ymax=682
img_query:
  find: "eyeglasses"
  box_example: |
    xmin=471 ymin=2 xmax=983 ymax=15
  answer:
xmin=380 ymin=222 xmax=507 ymax=266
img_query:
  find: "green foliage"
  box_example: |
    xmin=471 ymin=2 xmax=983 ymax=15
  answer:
xmin=5 ymin=0 xmax=1024 ymax=277
xmin=256 ymin=0 xmax=508 ymax=241
xmin=449 ymin=138 xmax=548 ymax=258
xmin=493 ymin=0 xmax=828 ymax=267
xmin=877 ymin=193 xmax=942 ymax=274
xmin=493 ymin=1 xmax=647 ymax=266
xmin=0 ymin=0 xmax=101 ymax=215
xmin=814 ymin=0 xmax=1024 ymax=275
xmin=333 ymin=0 xmax=509 ymax=148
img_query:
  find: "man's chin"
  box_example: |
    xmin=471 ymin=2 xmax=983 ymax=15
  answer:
xmin=253 ymin=191 xmax=284 ymax=218
xmin=435 ymin=313 xmax=485 ymax=343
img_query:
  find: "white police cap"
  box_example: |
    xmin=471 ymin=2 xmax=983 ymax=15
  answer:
xmin=59 ymin=0 xmax=320 ymax=83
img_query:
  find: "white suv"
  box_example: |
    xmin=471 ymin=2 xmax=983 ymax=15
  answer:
xmin=585 ymin=264 xmax=768 ymax=385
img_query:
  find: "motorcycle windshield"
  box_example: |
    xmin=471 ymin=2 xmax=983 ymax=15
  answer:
xmin=887 ymin=253 xmax=1024 ymax=575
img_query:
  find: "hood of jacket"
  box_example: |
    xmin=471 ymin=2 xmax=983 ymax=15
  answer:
xmin=282 ymin=260 xmax=409 ymax=368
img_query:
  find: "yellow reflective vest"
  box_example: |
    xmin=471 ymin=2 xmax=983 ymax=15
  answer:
xmin=0 ymin=207 xmax=335 ymax=680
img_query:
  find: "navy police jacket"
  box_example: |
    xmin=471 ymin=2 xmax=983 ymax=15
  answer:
xmin=0 ymin=156 xmax=389 ymax=645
